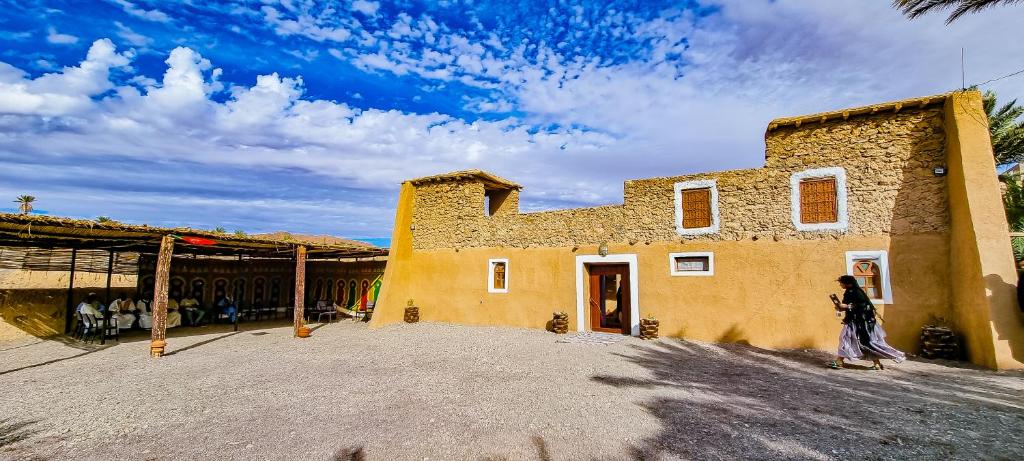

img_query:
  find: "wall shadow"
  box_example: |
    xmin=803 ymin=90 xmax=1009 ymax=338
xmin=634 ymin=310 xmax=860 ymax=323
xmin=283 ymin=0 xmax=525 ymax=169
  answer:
xmin=984 ymin=273 xmax=1024 ymax=366
xmin=593 ymin=339 xmax=1024 ymax=460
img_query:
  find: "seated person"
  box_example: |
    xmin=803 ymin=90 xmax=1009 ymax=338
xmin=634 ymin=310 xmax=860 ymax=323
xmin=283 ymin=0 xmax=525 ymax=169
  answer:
xmin=216 ymin=296 xmax=238 ymax=323
xmin=180 ymin=294 xmax=204 ymax=326
xmin=108 ymin=292 xmax=136 ymax=331
xmin=166 ymin=298 xmax=182 ymax=328
xmin=77 ymin=293 xmax=104 ymax=328
xmin=136 ymin=295 xmax=153 ymax=329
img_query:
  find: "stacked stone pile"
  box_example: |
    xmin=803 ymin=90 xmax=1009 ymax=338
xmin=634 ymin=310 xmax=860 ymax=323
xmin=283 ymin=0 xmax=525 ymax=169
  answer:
xmin=640 ymin=318 xmax=659 ymax=340
xmin=920 ymin=325 xmax=958 ymax=359
xmin=552 ymin=312 xmax=569 ymax=334
xmin=404 ymin=306 xmax=420 ymax=323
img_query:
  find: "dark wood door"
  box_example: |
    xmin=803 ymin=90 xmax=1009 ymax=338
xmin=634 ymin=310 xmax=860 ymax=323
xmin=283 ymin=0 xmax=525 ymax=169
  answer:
xmin=588 ymin=264 xmax=630 ymax=334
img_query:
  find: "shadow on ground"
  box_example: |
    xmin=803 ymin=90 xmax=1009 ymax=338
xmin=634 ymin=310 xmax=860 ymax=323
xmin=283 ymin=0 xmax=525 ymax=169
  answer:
xmin=0 ymin=419 xmax=39 ymax=449
xmin=0 ymin=319 xmax=298 ymax=374
xmin=593 ymin=339 xmax=1024 ymax=461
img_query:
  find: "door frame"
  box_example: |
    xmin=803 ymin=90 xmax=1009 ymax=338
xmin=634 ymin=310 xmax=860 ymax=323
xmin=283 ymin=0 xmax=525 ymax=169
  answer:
xmin=575 ymin=254 xmax=640 ymax=336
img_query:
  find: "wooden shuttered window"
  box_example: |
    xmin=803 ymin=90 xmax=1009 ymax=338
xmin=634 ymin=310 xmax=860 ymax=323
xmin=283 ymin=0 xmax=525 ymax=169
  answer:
xmin=799 ymin=178 xmax=837 ymax=224
xmin=680 ymin=188 xmax=712 ymax=229
xmin=852 ymin=260 xmax=882 ymax=300
xmin=492 ymin=262 xmax=506 ymax=290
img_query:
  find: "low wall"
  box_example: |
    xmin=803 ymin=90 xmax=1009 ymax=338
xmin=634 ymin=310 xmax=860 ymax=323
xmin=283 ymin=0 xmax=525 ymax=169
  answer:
xmin=0 ymin=287 xmax=138 ymax=338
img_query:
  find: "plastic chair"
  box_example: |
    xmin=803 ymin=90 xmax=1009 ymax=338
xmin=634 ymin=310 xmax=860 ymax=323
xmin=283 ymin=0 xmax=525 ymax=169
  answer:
xmin=99 ymin=316 xmax=119 ymax=344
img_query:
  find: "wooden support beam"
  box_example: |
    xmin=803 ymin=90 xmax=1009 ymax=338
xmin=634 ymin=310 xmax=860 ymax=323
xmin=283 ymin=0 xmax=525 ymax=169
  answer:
xmin=150 ymin=235 xmax=174 ymax=357
xmin=63 ymin=248 xmax=77 ymax=334
xmin=104 ymin=250 xmax=114 ymax=303
xmin=293 ymin=245 xmax=306 ymax=337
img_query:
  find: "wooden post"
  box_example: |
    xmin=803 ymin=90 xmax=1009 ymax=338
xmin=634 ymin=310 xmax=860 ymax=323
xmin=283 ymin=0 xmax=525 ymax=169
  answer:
xmin=150 ymin=235 xmax=174 ymax=357
xmin=63 ymin=248 xmax=77 ymax=334
xmin=293 ymin=245 xmax=306 ymax=337
xmin=104 ymin=250 xmax=114 ymax=303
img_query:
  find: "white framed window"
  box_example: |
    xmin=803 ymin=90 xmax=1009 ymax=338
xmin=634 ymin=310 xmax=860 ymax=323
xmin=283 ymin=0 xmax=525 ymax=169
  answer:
xmin=669 ymin=252 xmax=714 ymax=276
xmin=845 ymin=250 xmax=892 ymax=304
xmin=790 ymin=167 xmax=848 ymax=232
xmin=674 ymin=179 xmax=719 ymax=236
xmin=488 ymin=258 xmax=509 ymax=293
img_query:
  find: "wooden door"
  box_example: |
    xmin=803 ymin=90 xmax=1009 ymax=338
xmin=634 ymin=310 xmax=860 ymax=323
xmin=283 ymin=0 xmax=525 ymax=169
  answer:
xmin=588 ymin=264 xmax=630 ymax=334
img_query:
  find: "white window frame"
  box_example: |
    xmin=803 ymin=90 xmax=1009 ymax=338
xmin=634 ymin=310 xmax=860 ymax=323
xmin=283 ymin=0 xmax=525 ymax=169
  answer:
xmin=668 ymin=252 xmax=715 ymax=277
xmin=790 ymin=167 xmax=848 ymax=232
xmin=845 ymin=250 xmax=892 ymax=305
xmin=487 ymin=258 xmax=509 ymax=293
xmin=674 ymin=179 xmax=719 ymax=236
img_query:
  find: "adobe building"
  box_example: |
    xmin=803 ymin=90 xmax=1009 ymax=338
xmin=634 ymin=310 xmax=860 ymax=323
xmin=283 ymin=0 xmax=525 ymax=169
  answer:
xmin=372 ymin=90 xmax=1024 ymax=370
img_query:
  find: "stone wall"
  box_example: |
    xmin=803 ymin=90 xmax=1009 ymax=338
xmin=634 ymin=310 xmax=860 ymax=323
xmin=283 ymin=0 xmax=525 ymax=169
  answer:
xmin=410 ymin=107 xmax=948 ymax=249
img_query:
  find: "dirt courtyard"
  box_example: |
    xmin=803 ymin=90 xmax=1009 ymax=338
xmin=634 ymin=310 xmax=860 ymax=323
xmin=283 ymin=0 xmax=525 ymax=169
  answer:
xmin=1 ymin=320 xmax=1022 ymax=460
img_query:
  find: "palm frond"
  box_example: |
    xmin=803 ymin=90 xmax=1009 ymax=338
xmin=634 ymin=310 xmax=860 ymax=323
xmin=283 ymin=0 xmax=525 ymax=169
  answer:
xmin=893 ymin=0 xmax=1023 ymax=23
xmin=984 ymin=91 xmax=1024 ymax=166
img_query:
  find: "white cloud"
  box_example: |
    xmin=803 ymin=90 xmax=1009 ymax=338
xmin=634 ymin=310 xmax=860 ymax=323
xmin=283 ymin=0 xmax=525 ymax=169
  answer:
xmin=46 ymin=27 xmax=78 ymax=45
xmin=352 ymin=0 xmax=380 ymax=16
xmin=262 ymin=6 xmax=352 ymax=42
xmin=114 ymin=21 xmax=153 ymax=47
xmin=0 ymin=39 xmax=131 ymax=116
xmin=109 ymin=0 xmax=171 ymax=23
xmin=0 ymin=40 xmax=613 ymax=206
xmin=4 ymin=1 xmax=1024 ymax=234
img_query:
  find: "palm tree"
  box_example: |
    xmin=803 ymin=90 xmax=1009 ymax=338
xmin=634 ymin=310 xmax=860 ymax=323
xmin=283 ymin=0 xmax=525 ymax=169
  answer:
xmin=984 ymin=90 xmax=1024 ymax=166
xmin=893 ymin=0 xmax=1023 ymax=23
xmin=14 ymin=195 xmax=35 ymax=214
xmin=1003 ymin=178 xmax=1024 ymax=259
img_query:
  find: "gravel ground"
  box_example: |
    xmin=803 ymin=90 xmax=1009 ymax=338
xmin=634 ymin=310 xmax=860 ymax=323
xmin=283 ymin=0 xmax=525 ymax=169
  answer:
xmin=1 ymin=320 xmax=1022 ymax=461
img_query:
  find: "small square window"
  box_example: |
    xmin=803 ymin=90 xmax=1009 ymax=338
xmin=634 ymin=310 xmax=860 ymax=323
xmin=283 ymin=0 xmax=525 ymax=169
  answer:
xmin=791 ymin=167 xmax=848 ymax=232
xmin=673 ymin=180 xmax=719 ymax=236
xmin=681 ymin=188 xmax=712 ymax=229
xmin=669 ymin=252 xmax=714 ymax=276
xmin=799 ymin=178 xmax=837 ymax=224
xmin=488 ymin=258 xmax=509 ymax=293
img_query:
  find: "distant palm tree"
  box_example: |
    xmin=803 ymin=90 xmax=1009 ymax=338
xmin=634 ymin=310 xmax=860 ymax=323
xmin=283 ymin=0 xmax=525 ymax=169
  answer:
xmin=214 ymin=226 xmax=226 ymax=234
xmin=1003 ymin=178 xmax=1024 ymax=259
xmin=893 ymin=0 xmax=1023 ymax=23
xmin=14 ymin=195 xmax=35 ymax=214
xmin=233 ymin=230 xmax=247 ymax=238
xmin=984 ymin=90 xmax=1024 ymax=166
xmin=96 ymin=216 xmax=116 ymax=224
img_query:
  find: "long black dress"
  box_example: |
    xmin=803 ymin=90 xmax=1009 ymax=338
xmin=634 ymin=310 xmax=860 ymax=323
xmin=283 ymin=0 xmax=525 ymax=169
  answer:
xmin=837 ymin=288 xmax=905 ymax=362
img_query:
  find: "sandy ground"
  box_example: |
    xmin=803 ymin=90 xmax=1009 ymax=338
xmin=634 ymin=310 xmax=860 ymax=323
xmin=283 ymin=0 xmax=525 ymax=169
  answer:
xmin=1 ymin=321 xmax=1022 ymax=461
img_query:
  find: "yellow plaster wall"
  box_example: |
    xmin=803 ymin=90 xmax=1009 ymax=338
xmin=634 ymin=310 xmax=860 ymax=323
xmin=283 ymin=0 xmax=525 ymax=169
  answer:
xmin=944 ymin=91 xmax=1024 ymax=369
xmin=373 ymin=91 xmax=1024 ymax=369
xmin=374 ymin=234 xmax=951 ymax=353
xmin=0 ymin=269 xmax=137 ymax=339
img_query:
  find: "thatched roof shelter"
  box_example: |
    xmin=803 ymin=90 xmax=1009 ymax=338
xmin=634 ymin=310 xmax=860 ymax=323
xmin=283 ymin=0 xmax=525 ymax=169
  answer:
xmin=0 ymin=213 xmax=388 ymax=345
xmin=0 ymin=213 xmax=386 ymax=273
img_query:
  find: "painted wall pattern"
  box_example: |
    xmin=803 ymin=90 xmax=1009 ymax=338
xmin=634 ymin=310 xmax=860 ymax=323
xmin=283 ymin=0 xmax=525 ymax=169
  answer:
xmin=137 ymin=257 xmax=385 ymax=308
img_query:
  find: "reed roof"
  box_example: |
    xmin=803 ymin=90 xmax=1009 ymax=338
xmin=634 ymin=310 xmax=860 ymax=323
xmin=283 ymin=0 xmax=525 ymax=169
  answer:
xmin=0 ymin=213 xmax=387 ymax=266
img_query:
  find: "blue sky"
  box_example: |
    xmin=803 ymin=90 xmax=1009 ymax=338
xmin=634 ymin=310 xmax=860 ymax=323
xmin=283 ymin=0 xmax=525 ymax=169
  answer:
xmin=1 ymin=0 xmax=1023 ymax=244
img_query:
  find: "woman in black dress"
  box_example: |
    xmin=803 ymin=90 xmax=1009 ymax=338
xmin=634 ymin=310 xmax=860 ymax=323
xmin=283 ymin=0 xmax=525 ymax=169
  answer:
xmin=829 ymin=275 xmax=905 ymax=369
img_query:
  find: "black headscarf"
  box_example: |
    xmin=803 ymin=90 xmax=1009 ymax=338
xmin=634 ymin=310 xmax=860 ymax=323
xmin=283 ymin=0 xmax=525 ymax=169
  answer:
xmin=839 ymin=276 xmax=877 ymax=346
